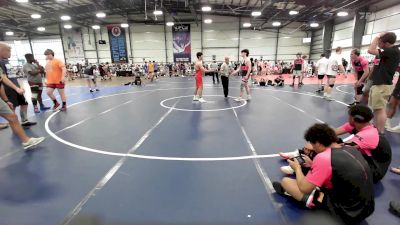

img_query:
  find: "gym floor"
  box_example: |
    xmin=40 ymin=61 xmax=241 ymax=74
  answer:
xmin=0 ymin=75 xmax=399 ymax=225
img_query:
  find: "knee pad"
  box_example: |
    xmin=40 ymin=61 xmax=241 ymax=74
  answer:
xmin=329 ymin=84 xmax=334 ymax=88
xmin=356 ymin=85 xmax=364 ymax=95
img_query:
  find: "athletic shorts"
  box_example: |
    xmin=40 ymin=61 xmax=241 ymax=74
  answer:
xmin=327 ymin=75 xmax=336 ymax=79
xmin=392 ymin=82 xmax=400 ymax=100
xmin=293 ymin=70 xmax=302 ymax=77
xmin=369 ymin=85 xmax=393 ymax=109
xmin=4 ymin=85 xmax=28 ymax=107
xmin=28 ymin=81 xmax=44 ymax=90
xmin=0 ymin=97 xmax=13 ymax=115
xmin=363 ymin=80 xmax=373 ymax=93
xmin=317 ymin=74 xmax=325 ymax=80
xmin=195 ymin=75 xmax=203 ymax=88
xmin=47 ymin=83 xmax=65 ymax=89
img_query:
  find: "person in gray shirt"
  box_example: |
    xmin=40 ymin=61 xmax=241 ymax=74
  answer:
xmin=220 ymin=57 xmax=233 ymax=97
xmin=23 ymin=53 xmax=50 ymax=113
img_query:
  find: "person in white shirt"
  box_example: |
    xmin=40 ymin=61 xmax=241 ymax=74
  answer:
xmin=210 ymin=61 xmax=219 ymax=84
xmin=315 ymin=53 xmax=329 ymax=93
xmin=220 ymin=57 xmax=233 ymax=97
xmin=324 ymin=47 xmax=345 ymax=101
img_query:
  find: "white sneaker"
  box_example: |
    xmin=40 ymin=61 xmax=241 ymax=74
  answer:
xmin=247 ymin=95 xmax=252 ymax=101
xmin=0 ymin=123 xmax=8 ymax=130
xmin=388 ymin=124 xmax=400 ymax=133
xmin=280 ymin=166 xmax=295 ymax=175
xmin=198 ymin=98 xmax=207 ymax=103
xmin=23 ymin=137 xmax=45 ymax=150
xmin=325 ymin=95 xmax=333 ymax=101
xmin=235 ymin=97 xmax=243 ymax=102
xmin=193 ymin=95 xmax=199 ymax=101
xmin=279 ymin=150 xmax=300 ymax=159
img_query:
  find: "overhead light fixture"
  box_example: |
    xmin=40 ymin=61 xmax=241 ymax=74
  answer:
xmin=56 ymin=0 xmax=68 ymax=2
xmin=60 ymin=15 xmax=71 ymax=21
xmin=37 ymin=27 xmax=45 ymax=31
xmin=202 ymin=6 xmax=212 ymax=12
xmin=92 ymin=25 xmax=100 ymax=30
xmin=204 ymin=19 xmax=212 ymax=24
xmin=243 ymin=23 xmax=251 ymax=28
xmin=64 ymin=24 xmax=72 ymax=29
xmin=272 ymin=21 xmax=281 ymax=26
xmin=251 ymin=11 xmax=262 ymax=17
xmin=289 ymin=10 xmax=299 ymax=15
xmin=14 ymin=40 xmax=21 ymax=44
xmin=310 ymin=22 xmax=319 ymax=28
xmin=337 ymin=11 xmax=349 ymax=17
xmin=96 ymin=12 xmax=106 ymax=18
xmin=166 ymin=22 xmax=174 ymax=26
xmin=31 ymin=14 xmax=41 ymax=19
xmin=153 ymin=10 xmax=163 ymax=15
xmin=16 ymin=0 xmax=29 ymax=3
xmin=121 ymin=23 xmax=129 ymax=28
xmin=5 ymin=31 xmax=14 ymax=36
xmin=283 ymin=36 xmax=291 ymax=39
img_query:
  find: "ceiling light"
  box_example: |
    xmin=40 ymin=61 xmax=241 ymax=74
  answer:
xmin=16 ymin=0 xmax=29 ymax=3
xmin=56 ymin=0 xmax=68 ymax=2
xmin=202 ymin=6 xmax=212 ymax=12
xmin=289 ymin=10 xmax=299 ymax=15
xmin=243 ymin=23 xmax=251 ymax=27
xmin=310 ymin=22 xmax=319 ymax=28
xmin=64 ymin=24 xmax=72 ymax=29
xmin=337 ymin=11 xmax=348 ymax=17
xmin=166 ymin=22 xmax=174 ymax=26
xmin=283 ymin=36 xmax=291 ymax=39
xmin=60 ymin=15 xmax=71 ymax=21
xmin=272 ymin=21 xmax=281 ymax=26
xmin=31 ymin=14 xmax=41 ymax=19
xmin=251 ymin=11 xmax=262 ymax=17
xmin=37 ymin=27 xmax=45 ymax=31
xmin=92 ymin=25 xmax=100 ymax=30
xmin=204 ymin=19 xmax=212 ymax=24
xmin=96 ymin=12 xmax=106 ymax=18
xmin=14 ymin=40 xmax=21 ymax=44
xmin=5 ymin=31 xmax=14 ymax=36
xmin=153 ymin=10 xmax=163 ymax=15
xmin=121 ymin=23 xmax=129 ymax=28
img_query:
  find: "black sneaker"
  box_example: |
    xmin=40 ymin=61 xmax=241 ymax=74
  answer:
xmin=90 ymin=89 xmax=94 ymax=93
xmin=95 ymin=89 xmax=100 ymax=91
xmin=348 ymin=102 xmax=359 ymax=108
xmin=21 ymin=121 xmax=37 ymax=127
xmin=316 ymin=89 xmax=322 ymax=93
xmin=299 ymin=82 xmax=304 ymax=87
xmin=389 ymin=201 xmax=400 ymax=217
xmin=273 ymin=181 xmax=287 ymax=196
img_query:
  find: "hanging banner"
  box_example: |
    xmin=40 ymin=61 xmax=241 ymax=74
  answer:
xmin=172 ymin=24 xmax=191 ymax=63
xmin=107 ymin=25 xmax=128 ymax=63
xmin=63 ymin=28 xmax=85 ymax=63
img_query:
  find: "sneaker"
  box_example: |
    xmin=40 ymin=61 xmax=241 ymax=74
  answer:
xmin=193 ymin=96 xmax=199 ymax=101
xmin=280 ymin=166 xmax=295 ymax=175
xmin=247 ymin=95 xmax=252 ymax=101
xmin=316 ymin=89 xmax=322 ymax=93
xmin=90 ymin=89 xmax=94 ymax=93
xmin=40 ymin=105 xmax=50 ymax=111
xmin=0 ymin=123 xmax=8 ymax=130
xmin=198 ymin=98 xmax=207 ymax=103
xmin=34 ymin=106 xmax=40 ymax=113
xmin=235 ymin=97 xmax=243 ymax=102
xmin=60 ymin=106 xmax=67 ymax=112
xmin=387 ymin=124 xmax=400 ymax=133
xmin=325 ymin=96 xmax=333 ymax=101
xmin=272 ymin=181 xmax=291 ymax=197
xmin=53 ymin=102 xmax=60 ymax=111
xmin=299 ymin=82 xmax=304 ymax=87
xmin=21 ymin=121 xmax=37 ymax=127
xmin=22 ymin=137 xmax=45 ymax=150
xmin=95 ymin=89 xmax=100 ymax=91
xmin=389 ymin=201 xmax=400 ymax=217
xmin=290 ymin=84 xmax=294 ymax=87
xmin=305 ymin=189 xmax=317 ymax=209
xmin=348 ymin=102 xmax=359 ymax=108
xmin=279 ymin=150 xmax=300 ymax=159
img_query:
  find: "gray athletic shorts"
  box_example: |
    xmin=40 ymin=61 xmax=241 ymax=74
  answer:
xmin=0 ymin=98 xmax=13 ymax=115
xmin=363 ymin=80 xmax=373 ymax=93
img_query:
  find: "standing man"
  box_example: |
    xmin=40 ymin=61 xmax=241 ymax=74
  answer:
xmin=324 ymin=47 xmax=345 ymax=101
xmin=349 ymin=49 xmax=370 ymax=106
xmin=290 ymin=53 xmax=304 ymax=87
xmin=0 ymin=70 xmax=45 ymax=149
xmin=193 ymin=52 xmax=211 ymax=103
xmin=315 ymin=53 xmax=329 ymax=93
xmin=23 ymin=53 xmax=50 ymax=113
xmin=0 ymin=42 xmax=36 ymax=126
xmin=220 ymin=57 xmax=233 ymax=98
xmin=367 ymin=32 xmax=400 ymax=133
xmin=44 ymin=49 xmax=67 ymax=111
xmin=386 ymin=61 xmax=400 ymax=132
xmin=232 ymin=49 xmax=252 ymax=101
xmin=210 ymin=60 xmax=219 ymax=84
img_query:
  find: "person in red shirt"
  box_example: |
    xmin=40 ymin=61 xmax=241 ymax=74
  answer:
xmin=349 ymin=49 xmax=370 ymax=106
xmin=273 ymin=123 xmax=374 ymax=225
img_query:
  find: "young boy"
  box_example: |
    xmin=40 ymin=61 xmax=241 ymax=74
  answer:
xmin=232 ymin=49 xmax=252 ymax=101
xmin=193 ymin=52 xmax=210 ymax=103
xmin=290 ymin=53 xmax=304 ymax=87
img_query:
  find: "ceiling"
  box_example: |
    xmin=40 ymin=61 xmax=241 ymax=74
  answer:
xmin=0 ymin=0 xmax=395 ymax=37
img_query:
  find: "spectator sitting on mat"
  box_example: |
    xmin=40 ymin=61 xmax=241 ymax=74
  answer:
xmin=273 ymin=123 xmax=375 ymax=225
xmin=274 ymin=75 xmax=284 ymax=86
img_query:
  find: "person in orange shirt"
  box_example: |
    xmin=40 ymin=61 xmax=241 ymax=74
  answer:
xmin=44 ymin=49 xmax=67 ymax=111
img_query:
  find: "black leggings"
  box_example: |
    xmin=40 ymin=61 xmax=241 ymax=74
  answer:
xmin=221 ymin=76 xmax=229 ymax=97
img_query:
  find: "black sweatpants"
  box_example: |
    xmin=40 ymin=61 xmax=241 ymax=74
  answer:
xmin=221 ymin=76 xmax=229 ymax=97
xmin=212 ymin=72 xmax=220 ymax=84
